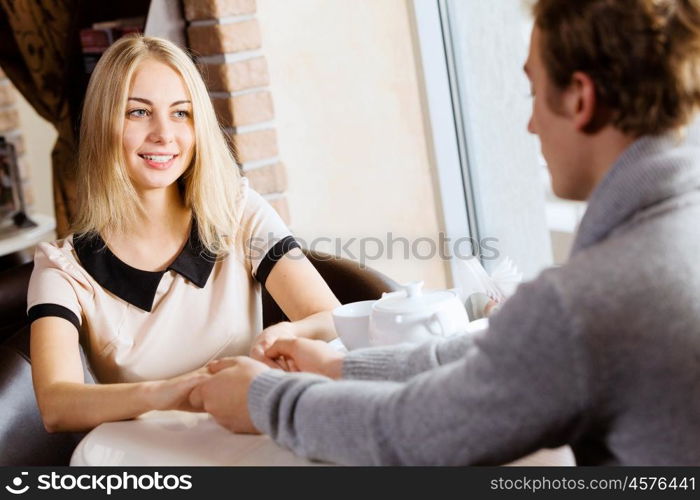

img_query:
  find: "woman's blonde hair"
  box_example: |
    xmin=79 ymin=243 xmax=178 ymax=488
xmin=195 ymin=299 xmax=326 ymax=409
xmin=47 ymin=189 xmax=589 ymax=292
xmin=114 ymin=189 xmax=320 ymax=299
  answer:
xmin=533 ymin=0 xmax=700 ymax=136
xmin=72 ymin=35 xmax=241 ymax=255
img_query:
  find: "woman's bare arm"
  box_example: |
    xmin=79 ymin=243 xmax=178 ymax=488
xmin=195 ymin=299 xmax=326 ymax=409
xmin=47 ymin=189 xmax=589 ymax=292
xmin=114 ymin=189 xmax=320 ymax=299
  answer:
xmin=31 ymin=317 xmax=208 ymax=432
xmin=263 ymin=247 xmax=341 ymax=341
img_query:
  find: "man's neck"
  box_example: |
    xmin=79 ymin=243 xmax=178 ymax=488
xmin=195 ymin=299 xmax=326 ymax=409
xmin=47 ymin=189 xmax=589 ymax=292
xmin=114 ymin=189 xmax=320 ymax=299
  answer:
xmin=584 ymin=128 xmax=638 ymax=198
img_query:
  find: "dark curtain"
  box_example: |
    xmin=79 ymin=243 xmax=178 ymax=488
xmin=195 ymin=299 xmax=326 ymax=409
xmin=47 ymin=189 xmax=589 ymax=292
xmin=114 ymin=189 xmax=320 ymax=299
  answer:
xmin=0 ymin=0 xmax=84 ymax=237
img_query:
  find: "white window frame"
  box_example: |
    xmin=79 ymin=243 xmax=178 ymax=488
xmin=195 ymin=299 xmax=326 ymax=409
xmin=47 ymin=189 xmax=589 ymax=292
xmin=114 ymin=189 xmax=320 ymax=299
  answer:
xmin=410 ymin=0 xmax=478 ymax=286
xmin=411 ymin=0 xmax=554 ymax=280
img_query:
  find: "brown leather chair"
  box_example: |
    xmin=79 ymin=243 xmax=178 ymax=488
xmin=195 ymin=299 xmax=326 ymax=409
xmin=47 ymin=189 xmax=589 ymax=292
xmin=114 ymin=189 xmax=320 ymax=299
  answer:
xmin=262 ymin=249 xmax=399 ymax=327
xmin=0 ymin=261 xmax=33 ymax=343
xmin=0 ymin=262 xmax=88 ymax=465
xmin=0 ymin=251 xmax=398 ymax=465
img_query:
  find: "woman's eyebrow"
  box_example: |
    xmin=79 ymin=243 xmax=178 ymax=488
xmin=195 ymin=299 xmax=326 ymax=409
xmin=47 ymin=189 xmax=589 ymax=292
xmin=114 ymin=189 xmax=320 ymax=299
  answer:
xmin=127 ymin=97 xmax=192 ymax=106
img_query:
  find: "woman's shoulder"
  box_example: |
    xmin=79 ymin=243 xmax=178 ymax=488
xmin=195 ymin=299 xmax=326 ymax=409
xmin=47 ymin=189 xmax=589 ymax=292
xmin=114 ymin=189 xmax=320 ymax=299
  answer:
xmin=232 ymin=176 xmax=291 ymax=247
xmin=236 ymin=177 xmax=276 ymax=221
xmin=35 ymin=235 xmax=75 ymax=258
xmin=32 ymin=234 xmax=87 ymax=279
xmin=237 ymin=176 xmax=282 ymax=214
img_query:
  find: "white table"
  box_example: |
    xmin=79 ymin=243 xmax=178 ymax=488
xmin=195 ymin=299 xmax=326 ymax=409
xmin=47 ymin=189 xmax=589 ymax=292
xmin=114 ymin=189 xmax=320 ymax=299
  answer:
xmin=0 ymin=213 xmax=55 ymax=256
xmin=70 ymin=410 xmax=320 ymax=466
xmin=70 ymin=410 xmax=574 ymax=466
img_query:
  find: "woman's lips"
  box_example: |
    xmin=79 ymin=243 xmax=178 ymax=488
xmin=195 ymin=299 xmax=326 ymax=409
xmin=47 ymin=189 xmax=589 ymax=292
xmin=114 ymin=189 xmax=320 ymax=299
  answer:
xmin=138 ymin=153 xmax=178 ymax=170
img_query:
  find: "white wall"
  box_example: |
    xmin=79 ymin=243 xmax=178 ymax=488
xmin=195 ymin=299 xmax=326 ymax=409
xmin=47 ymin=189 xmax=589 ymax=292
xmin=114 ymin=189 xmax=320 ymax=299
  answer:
xmin=256 ymin=0 xmax=449 ymax=288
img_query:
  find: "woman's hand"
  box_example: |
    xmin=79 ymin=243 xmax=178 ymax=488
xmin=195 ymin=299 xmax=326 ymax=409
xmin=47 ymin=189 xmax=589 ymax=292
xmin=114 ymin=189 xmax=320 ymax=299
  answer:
xmin=249 ymin=322 xmax=297 ymax=369
xmin=144 ymin=367 xmax=211 ymax=412
xmin=264 ymin=337 xmax=345 ymax=379
xmin=189 ymin=356 xmax=270 ymax=434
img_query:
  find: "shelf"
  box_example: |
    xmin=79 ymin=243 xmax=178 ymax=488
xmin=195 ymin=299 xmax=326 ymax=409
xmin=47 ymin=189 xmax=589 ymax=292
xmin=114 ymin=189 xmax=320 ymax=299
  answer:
xmin=0 ymin=213 xmax=56 ymax=257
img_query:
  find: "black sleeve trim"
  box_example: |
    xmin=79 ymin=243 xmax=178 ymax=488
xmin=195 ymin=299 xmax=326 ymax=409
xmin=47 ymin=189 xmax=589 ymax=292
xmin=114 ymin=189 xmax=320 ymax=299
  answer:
xmin=255 ymin=236 xmax=302 ymax=286
xmin=28 ymin=304 xmax=81 ymax=331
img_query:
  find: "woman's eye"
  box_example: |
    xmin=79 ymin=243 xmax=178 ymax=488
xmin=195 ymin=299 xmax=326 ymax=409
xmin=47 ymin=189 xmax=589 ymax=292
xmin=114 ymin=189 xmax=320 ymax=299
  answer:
xmin=173 ymin=110 xmax=190 ymax=119
xmin=128 ymin=108 xmax=149 ymax=118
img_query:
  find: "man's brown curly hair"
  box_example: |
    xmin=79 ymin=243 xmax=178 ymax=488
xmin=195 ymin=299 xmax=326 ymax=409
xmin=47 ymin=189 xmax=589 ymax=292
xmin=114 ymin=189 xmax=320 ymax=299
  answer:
xmin=533 ymin=0 xmax=700 ymax=136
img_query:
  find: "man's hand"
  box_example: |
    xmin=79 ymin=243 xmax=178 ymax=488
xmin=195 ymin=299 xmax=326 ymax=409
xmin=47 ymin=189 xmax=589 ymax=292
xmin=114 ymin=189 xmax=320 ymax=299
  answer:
xmin=249 ymin=322 xmax=296 ymax=369
xmin=189 ymin=356 xmax=270 ymax=434
xmin=265 ymin=337 xmax=345 ymax=380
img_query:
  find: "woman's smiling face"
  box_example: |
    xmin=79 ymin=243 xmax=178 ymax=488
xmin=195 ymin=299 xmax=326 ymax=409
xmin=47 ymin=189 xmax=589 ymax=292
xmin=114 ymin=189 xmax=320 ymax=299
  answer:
xmin=122 ymin=59 xmax=195 ymax=193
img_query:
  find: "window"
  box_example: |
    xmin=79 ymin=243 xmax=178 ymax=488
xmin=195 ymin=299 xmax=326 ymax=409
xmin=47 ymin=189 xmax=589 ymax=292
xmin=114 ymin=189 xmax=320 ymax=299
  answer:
xmin=413 ymin=1 xmax=577 ymax=279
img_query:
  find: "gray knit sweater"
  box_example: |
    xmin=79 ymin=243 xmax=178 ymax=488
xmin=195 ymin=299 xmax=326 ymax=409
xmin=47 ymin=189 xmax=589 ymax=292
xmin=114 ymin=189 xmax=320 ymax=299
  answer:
xmin=249 ymin=130 xmax=700 ymax=465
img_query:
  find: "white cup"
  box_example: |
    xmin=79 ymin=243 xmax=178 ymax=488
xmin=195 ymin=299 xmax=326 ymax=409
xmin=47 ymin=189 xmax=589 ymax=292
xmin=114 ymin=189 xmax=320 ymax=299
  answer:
xmin=332 ymin=300 xmax=375 ymax=350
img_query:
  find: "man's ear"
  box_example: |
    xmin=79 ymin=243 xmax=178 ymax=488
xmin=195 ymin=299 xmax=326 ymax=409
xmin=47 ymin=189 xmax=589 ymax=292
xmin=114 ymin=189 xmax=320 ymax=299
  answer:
xmin=568 ymin=70 xmax=597 ymax=131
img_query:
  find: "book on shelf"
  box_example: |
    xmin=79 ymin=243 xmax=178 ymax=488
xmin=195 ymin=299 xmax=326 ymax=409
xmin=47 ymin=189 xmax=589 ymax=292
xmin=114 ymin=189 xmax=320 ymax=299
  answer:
xmin=79 ymin=17 xmax=146 ymax=74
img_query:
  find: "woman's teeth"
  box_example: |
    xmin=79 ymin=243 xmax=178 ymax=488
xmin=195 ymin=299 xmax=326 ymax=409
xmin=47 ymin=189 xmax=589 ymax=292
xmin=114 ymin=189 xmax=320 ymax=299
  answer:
xmin=140 ymin=154 xmax=175 ymax=163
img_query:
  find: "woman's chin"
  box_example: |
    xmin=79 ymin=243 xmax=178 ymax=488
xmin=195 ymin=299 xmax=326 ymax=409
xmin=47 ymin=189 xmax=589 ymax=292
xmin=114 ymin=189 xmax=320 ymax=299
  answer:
xmin=132 ymin=178 xmax=181 ymax=192
xmin=129 ymin=170 xmax=187 ymax=192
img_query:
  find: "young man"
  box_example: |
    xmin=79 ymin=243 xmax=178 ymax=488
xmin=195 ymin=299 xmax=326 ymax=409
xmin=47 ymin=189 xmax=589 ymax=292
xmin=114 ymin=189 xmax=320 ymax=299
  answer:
xmin=190 ymin=0 xmax=700 ymax=465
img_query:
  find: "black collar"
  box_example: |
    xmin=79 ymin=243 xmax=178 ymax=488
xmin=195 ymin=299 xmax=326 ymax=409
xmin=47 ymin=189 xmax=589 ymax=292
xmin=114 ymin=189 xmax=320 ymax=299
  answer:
xmin=73 ymin=223 xmax=216 ymax=312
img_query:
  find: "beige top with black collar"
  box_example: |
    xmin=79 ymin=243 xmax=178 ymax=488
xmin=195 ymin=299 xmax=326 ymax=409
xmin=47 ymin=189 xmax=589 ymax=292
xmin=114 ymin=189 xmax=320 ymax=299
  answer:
xmin=26 ymin=179 xmax=299 ymax=383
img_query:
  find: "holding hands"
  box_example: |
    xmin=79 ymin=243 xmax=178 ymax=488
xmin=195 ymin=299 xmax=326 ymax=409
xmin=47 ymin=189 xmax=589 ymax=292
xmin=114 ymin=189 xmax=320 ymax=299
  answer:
xmin=248 ymin=319 xmax=346 ymax=377
xmin=263 ymin=337 xmax=345 ymax=380
xmin=189 ymin=336 xmax=346 ymax=434
xmin=188 ymin=356 xmax=270 ymax=433
xmin=248 ymin=321 xmax=297 ymax=369
xmin=145 ymin=366 xmax=212 ymax=412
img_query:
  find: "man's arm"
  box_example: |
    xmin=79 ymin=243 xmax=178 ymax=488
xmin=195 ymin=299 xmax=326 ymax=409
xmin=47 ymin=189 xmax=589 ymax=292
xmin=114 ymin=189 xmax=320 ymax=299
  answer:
xmin=260 ymin=320 xmax=480 ymax=382
xmin=341 ymin=330 xmax=478 ymax=381
xmin=249 ymin=275 xmax=590 ymax=465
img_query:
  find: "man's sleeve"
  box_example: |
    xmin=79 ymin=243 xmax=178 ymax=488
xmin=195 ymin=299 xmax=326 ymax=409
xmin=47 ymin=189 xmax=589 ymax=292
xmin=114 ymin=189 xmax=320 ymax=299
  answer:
xmin=340 ymin=331 xmax=478 ymax=381
xmin=248 ymin=274 xmax=589 ymax=465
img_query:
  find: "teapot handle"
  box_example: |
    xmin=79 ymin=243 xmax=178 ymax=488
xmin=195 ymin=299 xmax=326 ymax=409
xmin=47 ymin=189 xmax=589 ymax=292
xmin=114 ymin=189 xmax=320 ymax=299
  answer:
xmin=426 ymin=310 xmax=451 ymax=337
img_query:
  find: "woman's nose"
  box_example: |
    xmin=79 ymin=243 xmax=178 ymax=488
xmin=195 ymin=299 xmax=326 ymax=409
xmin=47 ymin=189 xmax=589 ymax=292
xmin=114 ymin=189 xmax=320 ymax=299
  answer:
xmin=148 ymin=114 xmax=174 ymax=143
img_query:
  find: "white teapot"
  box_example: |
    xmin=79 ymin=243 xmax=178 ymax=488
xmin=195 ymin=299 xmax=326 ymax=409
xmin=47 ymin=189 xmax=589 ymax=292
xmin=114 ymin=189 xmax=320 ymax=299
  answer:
xmin=332 ymin=281 xmax=471 ymax=350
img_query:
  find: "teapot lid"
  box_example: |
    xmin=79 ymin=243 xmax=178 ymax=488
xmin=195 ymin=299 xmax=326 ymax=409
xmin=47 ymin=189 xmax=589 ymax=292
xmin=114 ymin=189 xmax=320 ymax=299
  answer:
xmin=373 ymin=281 xmax=458 ymax=313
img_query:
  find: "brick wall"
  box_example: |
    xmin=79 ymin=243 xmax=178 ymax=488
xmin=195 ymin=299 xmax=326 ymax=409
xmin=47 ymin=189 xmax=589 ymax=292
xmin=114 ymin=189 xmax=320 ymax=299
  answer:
xmin=184 ymin=0 xmax=290 ymax=223
xmin=0 ymin=67 xmax=34 ymax=208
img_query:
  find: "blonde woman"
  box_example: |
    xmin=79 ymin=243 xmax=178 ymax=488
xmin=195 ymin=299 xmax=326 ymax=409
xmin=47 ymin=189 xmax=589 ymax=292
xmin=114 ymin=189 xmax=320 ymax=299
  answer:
xmin=27 ymin=35 xmax=340 ymax=432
